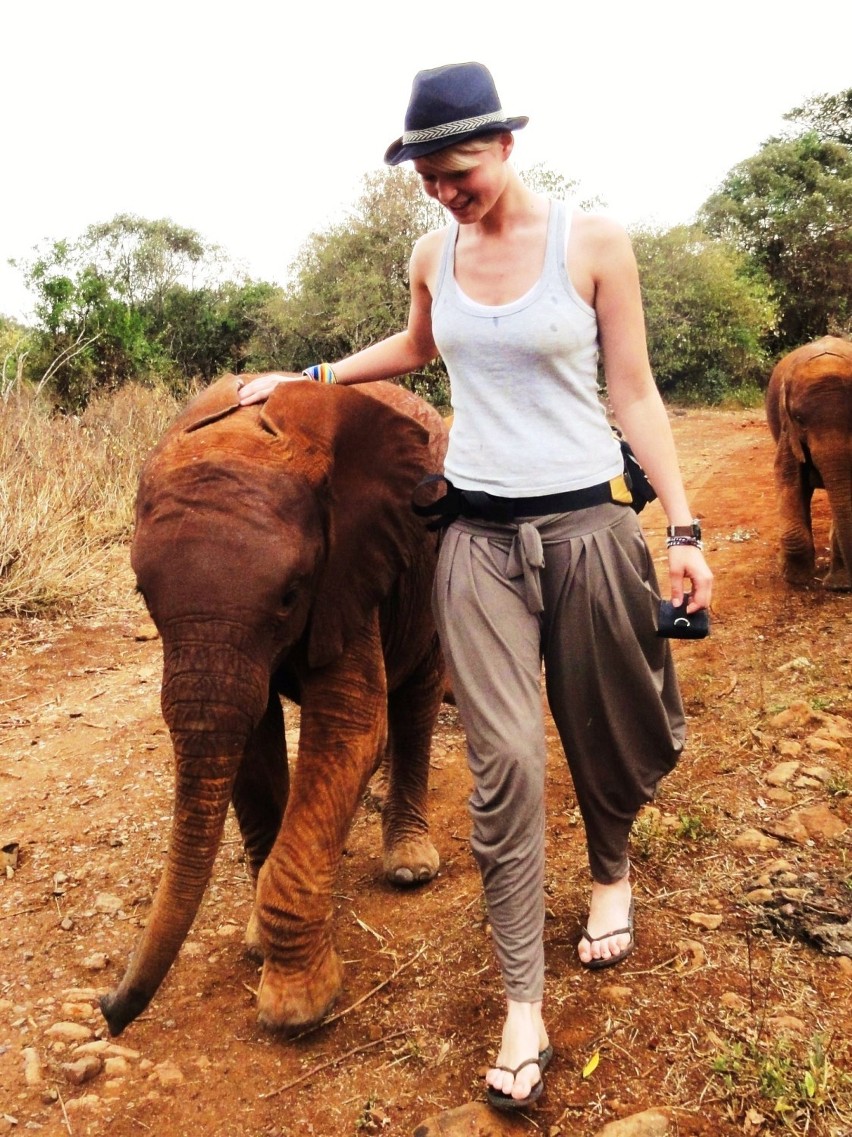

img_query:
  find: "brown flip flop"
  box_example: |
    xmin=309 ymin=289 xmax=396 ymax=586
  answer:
xmin=485 ymin=1045 xmax=553 ymax=1111
xmin=579 ymin=898 xmax=635 ymax=970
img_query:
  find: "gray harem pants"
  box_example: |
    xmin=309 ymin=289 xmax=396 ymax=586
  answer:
xmin=432 ymin=502 xmax=685 ymax=1001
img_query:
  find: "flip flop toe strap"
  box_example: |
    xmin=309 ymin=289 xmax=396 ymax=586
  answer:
xmin=492 ymin=1056 xmax=541 ymax=1077
xmin=580 ymin=924 xmax=631 ymax=944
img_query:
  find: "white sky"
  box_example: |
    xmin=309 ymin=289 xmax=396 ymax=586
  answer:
xmin=3 ymin=0 xmax=851 ymax=322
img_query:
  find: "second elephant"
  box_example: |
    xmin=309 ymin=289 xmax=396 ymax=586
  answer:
xmin=765 ymin=335 xmax=852 ymax=590
xmin=101 ymin=376 xmax=448 ymax=1037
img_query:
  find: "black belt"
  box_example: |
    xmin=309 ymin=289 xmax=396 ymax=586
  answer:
xmin=413 ymin=474 xmax=632 ymax=530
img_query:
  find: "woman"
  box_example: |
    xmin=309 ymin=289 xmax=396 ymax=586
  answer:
xmin=239 ymin=61 xmax=712 ymax=1110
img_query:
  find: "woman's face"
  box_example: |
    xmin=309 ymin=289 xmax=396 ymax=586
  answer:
xmin=413 ymin=137 xmax=511 ymax=223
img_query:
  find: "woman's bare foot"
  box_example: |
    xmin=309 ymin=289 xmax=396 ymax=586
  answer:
xmin=485 ymin=999 xmax=550 ymax=1102
xmin=577 ymin=875 xmax=633 ymax=966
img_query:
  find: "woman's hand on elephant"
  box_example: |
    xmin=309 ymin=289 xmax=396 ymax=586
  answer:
xmin=666 ymin=546 xmax=713 ymax=612
xmin=238 ymin=373 xmax=304 ymax=406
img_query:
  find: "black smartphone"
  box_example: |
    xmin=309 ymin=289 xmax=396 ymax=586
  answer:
xmin=657 ymin=598 xmax=710 ymax=639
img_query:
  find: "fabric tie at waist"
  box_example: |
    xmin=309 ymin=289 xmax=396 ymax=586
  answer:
xmin=506 ymin=523 xmax=546 ymax=614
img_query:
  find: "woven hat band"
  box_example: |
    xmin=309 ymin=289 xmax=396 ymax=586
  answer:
xmin=402 ymin=109 xmax=507 ymax=145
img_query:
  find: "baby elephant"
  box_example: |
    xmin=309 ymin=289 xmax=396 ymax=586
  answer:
xmin=100 ymin=375 xmax=447 ymax=1037
xmin=765 ymin=336 xmax=852 ymax=590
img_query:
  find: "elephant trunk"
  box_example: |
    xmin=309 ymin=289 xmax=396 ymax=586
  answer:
xmin=101 ymin=651 xmax=268 ymax=1036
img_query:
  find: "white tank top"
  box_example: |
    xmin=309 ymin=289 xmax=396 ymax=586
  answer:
xmin=432 ymin=200 xmax=623 ymax=496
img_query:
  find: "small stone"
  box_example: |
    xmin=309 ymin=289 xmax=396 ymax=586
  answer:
xmin=836 ymin=957 xmax=852 ymax=976
xmin=62 ymin=1054 xmax=103 ymax=1085
xmin=777 ymin=740 xmax=802 ymax=757
xmin=46 ymin=1022 xmax=94 ymax=1042
xmin=801 ymin=766 xmax=831 ymax=782
xmin=733 ymin=829 xmax=780 ymax=853
xmin=806 ymin=734 xmax=843 ymax=754
xmin=82 ymin=953 xmax=110 ymax=971
xmin=64 ymin=1094 xmax=102 ymax=1113
xmin=792 ymin=775 xmax=824 ymax=789
xmin=60 ymin=1002 xmax=94 ymax=1021
xmin=151 ymin=1059 xmax=184 ymax=1088
xmin=104 ymin=1056 xmax=129 ymax=1076
xmin=766 ymin=788 xmax=794 ymax=805
xmin=766 ymin=816 xmax=810 ymax=844
xmin=94 ymin=893 xmax=124 ymax=916
xmin=688 ymin=913 xmax=723 ymax=930
xmin=595 ymin=1108 xmax=672 ymax=1136
xmin=600 ymin=984 xmax=632 ymax=1004
xmin=769 ymin=702 xmax=821 ymax=729
xmin=74 ymin=1041 xmax=110 ymax=1055
xmin=60 ymin=917 xmax=74 ymax=931
xmin=766 ymin=760 xmax=799 ymax=786
xmin=764 ymin=859 xmax=796 ymax=874
xmin=797 ymin=804 xmax=847 ymax=841
xmin=22 ymin=1047 xmax=42 ymax=1086
xmin=744 ymin=889 xmax=774 ymax=904
xmin=413 ymin=1102 xmax=519 ymax=1135
xmin=216 ymin=923 xmax=241 ymax=938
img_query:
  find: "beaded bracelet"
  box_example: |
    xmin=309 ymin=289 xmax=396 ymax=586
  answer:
xmin=302 ymin=363 xmax=337 ymax=384
xmin=666 ymin=535 xmax=703 ymax=550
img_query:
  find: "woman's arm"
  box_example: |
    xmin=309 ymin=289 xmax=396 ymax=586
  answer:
xmin=238 ymin=234 xmax=440 ymax=404
xmin=590 ymin=217 xmax=713 ymax=611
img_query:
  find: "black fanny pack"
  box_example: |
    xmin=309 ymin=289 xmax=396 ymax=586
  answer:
xmin=413 ymin=433 xmax=656 ymax=531
xmin=413 ymin=471 xmax=634 ymax=531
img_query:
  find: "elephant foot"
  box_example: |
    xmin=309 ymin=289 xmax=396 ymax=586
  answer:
xmin=244 ymin=909 xmax=264 ymax=962
xmin=383 ymin=835 xmax=440 ymax=887
xmin=256 ymin=947 xmax=344 ymax=1035
xmin=781 ymin=552 xmax=816 ymax=586
xmin=822 ymin=569 xmax=852 ymax=591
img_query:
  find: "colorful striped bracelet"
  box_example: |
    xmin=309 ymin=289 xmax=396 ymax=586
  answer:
xmin=302 ymin=363 xmax=337 ymax=384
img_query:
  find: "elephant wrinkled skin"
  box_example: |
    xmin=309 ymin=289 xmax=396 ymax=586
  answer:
xmin=766 ymin=336 xmax=852 ymax=591
xmin=100 ymin=376 xmax=448 ymax=1036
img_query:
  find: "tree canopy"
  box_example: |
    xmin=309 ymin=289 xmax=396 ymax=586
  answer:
xmin=632 ymin=225 xmax=776 ymax=401
xmin=700 ymin=89 xmax=852 ymax=349
xmin=13 ymin=215 xmax=279 ymax=408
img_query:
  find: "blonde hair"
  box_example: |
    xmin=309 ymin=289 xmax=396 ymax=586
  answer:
xmin=422 ymin=132 xmax=506 ymax=172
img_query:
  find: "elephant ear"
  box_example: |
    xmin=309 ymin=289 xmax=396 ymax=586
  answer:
xmin=260 ymin=382 xmax=436 ymax=669
xmin=775 ymin=357 xmax=809 ymax=465
xmin=168 ymin=373 xmax=246 ymax=434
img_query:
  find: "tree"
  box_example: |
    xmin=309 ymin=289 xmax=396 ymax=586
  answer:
xmin=700 ymin=102 xmax=852 ymax=348
xmin=13 ymin=215 xmax=273 ymax=408
xmin=632 ymin=225 xmax=777 ymax=401
xmin=249 ymin=168 xmax=450 ymax=404
xmin=783 ymin=89 xmax=852 ymax=147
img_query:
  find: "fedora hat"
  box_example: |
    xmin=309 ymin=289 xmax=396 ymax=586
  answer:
xmin=384 ymin=62 xmax=528 ymax=166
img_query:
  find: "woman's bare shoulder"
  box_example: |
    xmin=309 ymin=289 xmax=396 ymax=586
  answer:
xmin=570 ymin=210 xmax=638 ymax=281
xmin=410 ymin=226 xmax=451 ymax=290
xmin=571 ymin=209 xmax=631 ymax=250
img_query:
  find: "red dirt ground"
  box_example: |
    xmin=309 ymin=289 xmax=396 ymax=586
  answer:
xmin=1 ymin=407 xmax=850 ymax=1137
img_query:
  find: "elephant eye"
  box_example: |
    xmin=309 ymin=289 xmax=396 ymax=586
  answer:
xmin=280 ymin=586 xmax=301 ymax=609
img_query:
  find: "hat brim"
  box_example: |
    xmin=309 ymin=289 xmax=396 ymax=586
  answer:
xmin=384 ymin=116 xmax=528 ymax=166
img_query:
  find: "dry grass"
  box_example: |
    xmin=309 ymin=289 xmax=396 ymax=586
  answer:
xmin=0 ymin=383 xmax=179 ymax=615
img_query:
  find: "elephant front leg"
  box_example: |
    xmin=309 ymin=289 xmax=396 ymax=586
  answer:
xmin=254 ymin=617 xmax=387 ymax=1033
xmin=382 ymin=638 xmax=442 ymax=886
xmin=824 ymin=522 xmax=852 ymax=590
xmin=231 ymin=688 xmax=289 ymax=959
xmin=776 ymin=448 xmax=817 ymax=584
